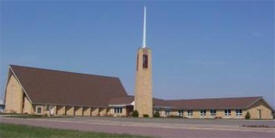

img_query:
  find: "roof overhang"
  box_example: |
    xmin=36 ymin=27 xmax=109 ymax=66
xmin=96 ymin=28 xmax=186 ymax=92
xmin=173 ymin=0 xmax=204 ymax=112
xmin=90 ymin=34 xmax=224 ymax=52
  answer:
xmin=108 ymin=100 xmax=134 ymax=107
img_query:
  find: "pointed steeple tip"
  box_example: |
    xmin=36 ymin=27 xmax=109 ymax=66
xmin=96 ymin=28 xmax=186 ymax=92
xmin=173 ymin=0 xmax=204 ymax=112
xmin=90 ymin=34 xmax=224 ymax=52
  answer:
xmin=142 ymin=6 xmax=147 ymax=48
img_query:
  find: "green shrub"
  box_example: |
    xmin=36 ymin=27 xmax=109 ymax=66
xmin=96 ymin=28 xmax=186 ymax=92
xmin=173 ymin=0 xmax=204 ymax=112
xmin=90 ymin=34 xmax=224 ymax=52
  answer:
xmin=245 ymin=112 xmax=250 ymax=119
xmin=153 ymin=112 xmax=160 ymax=118
xmin=132 ymin=110 xmax=139 ymax=117
xmin=143 ymin=114 xmax=149 ymax=118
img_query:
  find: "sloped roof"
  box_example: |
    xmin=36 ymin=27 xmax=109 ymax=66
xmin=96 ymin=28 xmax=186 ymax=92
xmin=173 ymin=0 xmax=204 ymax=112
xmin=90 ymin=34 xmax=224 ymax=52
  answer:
xmin=9 ymin=65 xmax=127 ymax=107
xmin=163 ymin=97 xmax=263 ymax=110
xmin=109 ymin=96 xmax=134 ymax=105
xmin=108 ymin=95 xmax=265 ymax=110
xmin=108 ymin=95 xmax=166 ymax=106
xmin=8 ymin=65 xmax=270 ymax=110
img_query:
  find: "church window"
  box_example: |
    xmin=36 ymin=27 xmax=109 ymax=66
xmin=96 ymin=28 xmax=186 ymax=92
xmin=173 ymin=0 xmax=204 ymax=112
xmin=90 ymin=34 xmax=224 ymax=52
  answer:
xmin=178 ymin=110 xmax=184 ymax=117
xmin=143 ymin=54 xmax=148 ymax=68
xmin=210 ymin=109 xmax=216 ymax=116
xmin=187 ymin=110 xmax=193 ymax=117
xmin=114 ymin=107 xmax=122 ymax=114
xmin=36 ymin=106 xmax=42 ymax=114
xmin=236 ymin=109 xmax=242 ymax=117
xmin=200 ymin=110 xmax=206 ymax=117
xmin=225 ymin=109 xmax=231 ymax=116
xmin=165 ymin=110 xmax=170 ymax=116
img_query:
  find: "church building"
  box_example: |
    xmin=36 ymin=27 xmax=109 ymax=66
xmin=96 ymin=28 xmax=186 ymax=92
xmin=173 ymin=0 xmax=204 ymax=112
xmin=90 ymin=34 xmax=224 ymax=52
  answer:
xmin=3 ymin=7 xmax=274 ymax=119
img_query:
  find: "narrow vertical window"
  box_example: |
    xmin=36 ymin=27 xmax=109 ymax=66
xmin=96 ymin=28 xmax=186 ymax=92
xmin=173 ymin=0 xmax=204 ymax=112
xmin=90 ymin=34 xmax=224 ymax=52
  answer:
xmin=22 ymin=94 xmax=25 ymax=110
xmin=200 ymin=110 xmax=206 ymax=117
xmin=210 ymin=109 xmax=216 ymax=116
xmin=37 ymin=108 xmax=41 ymax=114
xmin=36 ymin=106 xmax=42 ymax=114
xmin=165 ymin=109 xmax=170 ymax=117
xmin=187 ymin=110 xmax=193 ymax=117
xmin=236 ymin=109 xmax=242 ymax=117
xmin=143 ymin=54 xmax=148 ymax=68
xmin=225 ymin=109 xmax=231 ymax=116
xmin=114 ymin=107 xmax=123 ymax=114
xmin=178 ymin=110 xmax=184 ymax=117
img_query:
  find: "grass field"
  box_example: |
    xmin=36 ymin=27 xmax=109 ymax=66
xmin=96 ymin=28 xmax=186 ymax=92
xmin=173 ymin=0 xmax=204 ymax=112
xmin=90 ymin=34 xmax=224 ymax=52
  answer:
xmin=0 ymin=113 xmax=71 ymax=119
xmin=0 ymin=123 xmax=149 ymax=138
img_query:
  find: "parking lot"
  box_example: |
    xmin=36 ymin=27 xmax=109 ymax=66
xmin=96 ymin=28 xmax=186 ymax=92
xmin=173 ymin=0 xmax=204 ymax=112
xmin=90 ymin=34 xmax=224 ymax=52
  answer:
xmin=1 ymin=116 xmax=274 ymax=138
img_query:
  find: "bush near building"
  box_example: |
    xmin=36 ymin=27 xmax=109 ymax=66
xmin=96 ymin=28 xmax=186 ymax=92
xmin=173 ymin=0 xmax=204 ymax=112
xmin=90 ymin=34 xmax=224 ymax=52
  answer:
xmin=143 ymin=114 xmax=149 ymax=118
xmin=132 ymin=110 xmax=139 ymax=117
xmin=245 ymin=112 xmax=251 ymax=119
xmin=153 ymin=112 xmax=160 ymax=118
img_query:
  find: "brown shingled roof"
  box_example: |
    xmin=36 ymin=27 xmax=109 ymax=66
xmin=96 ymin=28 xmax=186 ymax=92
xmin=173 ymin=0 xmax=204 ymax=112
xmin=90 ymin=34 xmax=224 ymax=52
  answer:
xmin=108 ymin=96 xmax=167 ymax=106
xmin=10 ymin=65 xmax=127 ymax=107
xmin=158 ymin=97 xmax=264 ymax=110
xmin=108 ymin=96 xmax=134 ymax=105
xmin=107 ymin=95 xmax=265 ymax=110
xmin=8 ymin=65 xmax=270 ymax=110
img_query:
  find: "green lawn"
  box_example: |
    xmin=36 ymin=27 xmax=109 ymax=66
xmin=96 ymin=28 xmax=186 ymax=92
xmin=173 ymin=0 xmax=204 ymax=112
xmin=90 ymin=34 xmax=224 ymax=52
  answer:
xmin=0 ymin=123 xmax=149 ymax=138
xmin=0 ymin=113 xmax=71 ymax=119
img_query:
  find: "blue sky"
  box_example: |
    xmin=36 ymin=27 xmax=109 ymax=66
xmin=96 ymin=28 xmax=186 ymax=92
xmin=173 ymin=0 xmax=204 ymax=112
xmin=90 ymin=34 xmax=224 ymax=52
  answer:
xmin=1 ymin=1 xmax=274 ymax=107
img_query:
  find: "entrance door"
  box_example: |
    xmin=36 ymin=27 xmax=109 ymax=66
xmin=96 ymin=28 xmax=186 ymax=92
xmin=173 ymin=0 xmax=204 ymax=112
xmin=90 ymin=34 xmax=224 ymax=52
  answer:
xmin=126 ymin=105 xmax=134 ymax=116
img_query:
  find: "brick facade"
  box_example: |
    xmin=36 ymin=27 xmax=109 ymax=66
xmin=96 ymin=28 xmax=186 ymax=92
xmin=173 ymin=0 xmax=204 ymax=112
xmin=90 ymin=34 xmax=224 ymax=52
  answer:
xmin=134 ymin=48 xmax=153 ymax=117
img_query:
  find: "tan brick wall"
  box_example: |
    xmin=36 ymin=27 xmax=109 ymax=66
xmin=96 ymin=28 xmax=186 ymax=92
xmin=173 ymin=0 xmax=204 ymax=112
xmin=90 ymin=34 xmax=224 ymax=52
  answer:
xmin=5 ymin=75 xmax=24 ymax=113
xmin=91 ymin=108 xmax=99 ymax=116
xmin=122 ymin=107 xmax=127 ymax=116
xmin=157 ymin=109 xmax=176 ymax=117
xmin=169 ymin=110 xmax=178 ymax=116
xmin=170 ymin=110 xmax=178 ymax=117
xmin=159 ymin=110 xmax=166 ymax=117
xmin=34 ymin=105 xmax=46 ymax=115
xmin=215 ymin=110 xmax=223 ymax=118
xmin=48 ymin=106 xmax=56 ymax=116
xmin=109 ymin=108 xmax=115 ymax=116
xmin=56 ymin=106 xmax=66 ymax=115
xmin=190 ymin=110 xmax=209 ymax=119
xmin=134 ymin=48 xmax=153 ymax=117
xmin=107 ymin=108 xmax=112 ymax=116
xmin=245 ymin=100 xmax=273 ymax=119
xmin=83 ymin=107 xmax=91 ymax=116
xmin=99 ymin=108 xmax=107 ymax=116
xmin=162 ymin=110 xmax=167 ymax=117
xmin=23 ymin=97 xmax=34 ymax=114
xmin=205 ymin=110 xmax=212 ymax=118
xmin=75 ymin=107 xmax=83 ymax=116
xmin=192 ymin=110 xmax=199 ymax=118
xmin=157 ymin=109 xmax=241 ymax=119
xmin=66 ymin=106 xmax=74 ymax=116
xmin=231 ymin=110 xmax=237 ymax=118
xmin=154 ymin=100 xmax=273 ymax=120
xmin=111 ymin=107 xmax=127 ymax=117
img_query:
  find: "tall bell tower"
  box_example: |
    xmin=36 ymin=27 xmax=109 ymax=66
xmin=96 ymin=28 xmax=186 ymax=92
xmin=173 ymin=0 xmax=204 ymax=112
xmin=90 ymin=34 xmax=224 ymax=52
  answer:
xmin=134 ymin=6 xmax=153 ymax=117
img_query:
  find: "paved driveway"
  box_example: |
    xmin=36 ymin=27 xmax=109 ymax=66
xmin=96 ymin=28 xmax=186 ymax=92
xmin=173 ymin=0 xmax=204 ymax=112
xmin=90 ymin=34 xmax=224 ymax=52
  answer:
xmin=1 ymin=116 xmax=275 ymax=138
